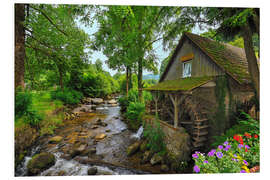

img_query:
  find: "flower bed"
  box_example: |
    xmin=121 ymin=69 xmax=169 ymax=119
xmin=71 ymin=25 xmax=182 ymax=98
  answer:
xmin=192 ymin=132 xmax=259 ymax=173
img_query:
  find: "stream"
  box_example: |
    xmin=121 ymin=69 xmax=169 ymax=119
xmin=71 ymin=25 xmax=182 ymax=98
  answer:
xmin=15 ymin=99 xmax=152 ymax=176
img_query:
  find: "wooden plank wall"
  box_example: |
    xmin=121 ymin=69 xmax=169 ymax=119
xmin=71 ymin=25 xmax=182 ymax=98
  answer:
xmin=164 ymin=39 xmax=224 ymax=81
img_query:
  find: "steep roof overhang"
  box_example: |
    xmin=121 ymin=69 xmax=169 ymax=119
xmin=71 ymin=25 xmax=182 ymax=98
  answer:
xmin=145 ymin=76 xmax=214 ymax=92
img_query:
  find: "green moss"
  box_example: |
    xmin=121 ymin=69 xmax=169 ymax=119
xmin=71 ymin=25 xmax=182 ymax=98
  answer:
xmin=144 ymin=76 xmax=213 ymax=91
xmin=27 ymin=152 xmax=56 ymax=175
xmin=185 ymin=32 xmax=251 ymax=84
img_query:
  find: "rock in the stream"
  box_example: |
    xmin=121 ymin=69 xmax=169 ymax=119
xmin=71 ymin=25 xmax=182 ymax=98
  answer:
xmin=71 ymin=143 xmax=88 ymax=158
xmin=105 ymin=129 xmax=111 ymax=133
xmin=161 ymin=164 xmax=170 ymax=172
xmin=139 ymin=140 xmax=148 ymax=152
xmin=141 ymin=150 xmax=153 ymax=164
xmin=126 ymin=141 xmax=141 ymax=156
xmin=95 ymin=133 xmax=107 ymax=141
xmin=110 ymin=104 xmax=118 ymax=107
xmin=27 ymin=152 xmax=56 ymax=175
xmin=88 ymin=167 xmax=98 ymax=175
xmin=57 ymin=170 xmax=67 ymax=176
xmin=91 ymin=125 xmax=99 ymax=129
xmin=48 ymin=136 xmax=63 ymax=144
xmin=150 ymin=153 xmax=163 ymax=165
xmin=88 ymin=147 xmax=97 ymax=155
xmin=108 ymin=99 xmax=117 ymax=104
xmin=91 ymin=98 xmax=104 ymax=105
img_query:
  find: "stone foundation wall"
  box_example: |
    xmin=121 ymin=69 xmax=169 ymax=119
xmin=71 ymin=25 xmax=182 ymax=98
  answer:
xmin=143 ymin=115 xmax=191 ymax=162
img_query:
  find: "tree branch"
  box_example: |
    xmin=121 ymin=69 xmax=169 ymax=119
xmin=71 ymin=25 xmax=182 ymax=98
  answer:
xmin=30 ymin=5 xmax=68 ymax=36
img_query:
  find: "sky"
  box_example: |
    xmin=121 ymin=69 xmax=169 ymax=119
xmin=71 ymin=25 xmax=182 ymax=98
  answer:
xmin=77 ymin=9 xmax=205 ymax=76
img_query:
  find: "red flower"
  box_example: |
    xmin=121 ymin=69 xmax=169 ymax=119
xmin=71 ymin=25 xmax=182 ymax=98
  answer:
xmin=254 ymin=134 xmax=259 ymax=138
xmin=245 ymin=148 xmax=248 ymax=152
xmin=244 ymin=132 xmax=251 ymax=138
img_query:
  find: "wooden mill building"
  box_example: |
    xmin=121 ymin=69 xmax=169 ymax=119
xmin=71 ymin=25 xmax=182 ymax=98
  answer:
xmin=145 ymin=32 xmax=257 ymax=150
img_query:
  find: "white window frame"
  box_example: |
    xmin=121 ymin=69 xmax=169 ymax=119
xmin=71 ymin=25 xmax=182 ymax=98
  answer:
xmin=182 ymin=61 xmax=192 ymax=78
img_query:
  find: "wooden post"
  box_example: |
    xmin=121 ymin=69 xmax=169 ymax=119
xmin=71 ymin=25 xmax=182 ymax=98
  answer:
xmin=152 ymin=91 xmax=159 ymax=118
xmin=169 ymin=93 xmax=181 ymax=128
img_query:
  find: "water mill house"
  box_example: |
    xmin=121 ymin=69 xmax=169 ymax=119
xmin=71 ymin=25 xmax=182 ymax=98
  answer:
xmin=144 ymin=32 xmax=258 ymax=160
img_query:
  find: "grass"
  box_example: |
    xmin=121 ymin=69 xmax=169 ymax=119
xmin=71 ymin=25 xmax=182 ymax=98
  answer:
xmin=15 ymin=90 xmax=64 ymax=136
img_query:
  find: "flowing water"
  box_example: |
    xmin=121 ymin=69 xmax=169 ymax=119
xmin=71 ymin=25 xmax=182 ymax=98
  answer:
xmin=15 ymin=101 xmax=150 ymax=176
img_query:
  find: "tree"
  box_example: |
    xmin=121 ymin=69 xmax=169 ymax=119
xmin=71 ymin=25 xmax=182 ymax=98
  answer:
xmin=24 ymin=4 xmax=90 ymax=90
xmin=203 ymin=8 xmax=260 ymax=102
xmin=15 ymin=4 xmax=26 ymax=89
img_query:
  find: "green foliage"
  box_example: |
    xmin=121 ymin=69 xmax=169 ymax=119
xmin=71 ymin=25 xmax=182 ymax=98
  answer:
xmin=15 ymin=89 xmax=42 ymax=127
xmin=15 ymin=89 xmax=33 ymax=118
xmin=143 ymin=120 xmax=166 ymax=153
xmin=211 ymin=111 xmax=259 ymax=148
xmin=68 ymin=64 xmax=119 ymax=97
xmin=51 ymin=88 xmax=83 ymax=105
xmin=125 ymin=102 xmax=145 ymax=130
xmin=213 ymin=76 xmax=228 ymax=135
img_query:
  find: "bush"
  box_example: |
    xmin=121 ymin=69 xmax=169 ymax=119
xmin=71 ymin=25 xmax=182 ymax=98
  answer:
xmin=192 ymin=132 xmax=259 ymax=173
xmin=51 ymin=88 xmax=83 ymax=105
xmin=15 ymin=89 xmax=32 ymax=118
xmin=125 ymin=102 xmax=145 ymax=130
xmin=15 ymin=89 xmax=42 ymax=127
xmin=143 ymin=120 xmax=166 ymax=154
xmin=211 ymin=112 xmax=259 ymax=148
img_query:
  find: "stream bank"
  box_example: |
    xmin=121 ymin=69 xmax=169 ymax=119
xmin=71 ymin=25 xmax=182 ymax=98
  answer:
xmin=15 ymin=96 xmax=172 ymax=176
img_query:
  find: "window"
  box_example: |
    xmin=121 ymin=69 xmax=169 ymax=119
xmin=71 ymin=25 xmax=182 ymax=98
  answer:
xmin=182 ymin=61 xmax=192 ymax=78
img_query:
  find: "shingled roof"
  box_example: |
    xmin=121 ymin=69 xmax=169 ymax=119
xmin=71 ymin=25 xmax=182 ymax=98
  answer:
xmin=145 ymin=76 xmax=214 ymax=92
xmin=160 ymin=32 xmax=251 ymax=84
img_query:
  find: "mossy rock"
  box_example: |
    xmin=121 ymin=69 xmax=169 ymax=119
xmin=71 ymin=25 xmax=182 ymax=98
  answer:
xmin=27 ymin=152 xmax=56 ymax=175
xmin=139 ymin=140 xmax=148 ymax=152
xmin=126 ymin=141 xmax=141 ymax=156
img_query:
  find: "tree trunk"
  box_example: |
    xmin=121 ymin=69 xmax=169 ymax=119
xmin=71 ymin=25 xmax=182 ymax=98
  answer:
xmin=138 ymin=58 xmax=143 ymax=102
xmin=242 ymin=24 xmax=260 ymax=102
xmin=15 ymin=4 xmax=25 ymax=89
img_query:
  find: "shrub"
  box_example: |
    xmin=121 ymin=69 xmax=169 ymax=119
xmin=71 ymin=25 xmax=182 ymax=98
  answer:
xmin=211 ymin=111 xmax=259 ymax=148
xmin=193 ymin=132 xmax=259 ymax=173
xmin=15 ymin=89 xmax=32 ymax=118
xmin=51 ymin=88 xmax=83 ymax=105
xmin=15 ymin=89 xmax=42 ymax=127
xmin=125 ymin=102 xmax=145 ymax=130
xmin=143 ymin=120 xmax=166 ymax=153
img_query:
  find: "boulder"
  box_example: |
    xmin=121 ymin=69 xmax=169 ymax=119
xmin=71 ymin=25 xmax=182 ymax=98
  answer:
xmin=100 ymin=122 xmax=108 ymax=127
xmin=91 ymin=98 xmax=104 ymax=105
xmin=150 ymin=153 xmax=163 ymax=165
xmin=95 ymin=133 xmax=107 ymax=141
xmin=57 ymin=170 xmax=67 ymax=176
xmin=88 ymin=167 xmax=98 ymax=175
xmin=126 ymin=141 xmax=141 ymax=156
xmin=48 ymin=136 xmax=63 ymax=144
xmin=140 ymin=140 xmax=148 ymax=152
xmin=27 ymin=152 xmax=56 ymax=175
xmin=110 ymin=104 xmax=118 ymax=107
xmin=91 ymin=125 xmax=99 ymax=129
xmin=71 ymin=144 xmax=88 ymax=158
xmin=108 ymin=99 xmax=117 ymax=104
xmin=88 ymin=148 xmax=97 ymax=155
xmin=141 ymin=150 xmax=153 ymax=164
xmin=161 ymin=164 xmax=170 ymax=172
